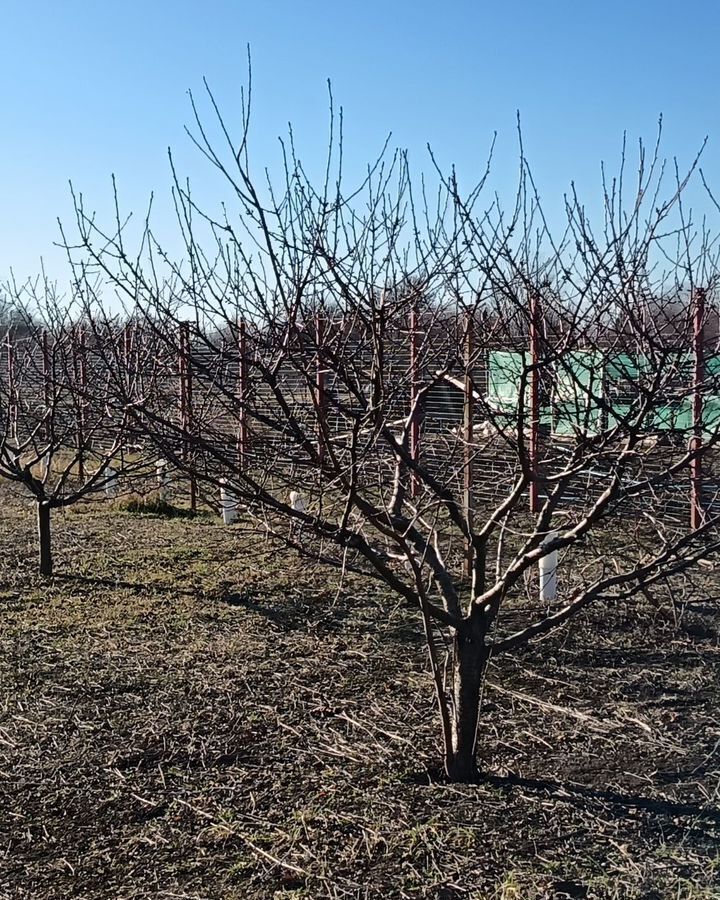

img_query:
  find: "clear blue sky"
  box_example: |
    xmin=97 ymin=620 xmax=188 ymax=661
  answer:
xmin=2 ymin=0 xmax=719 ymax=286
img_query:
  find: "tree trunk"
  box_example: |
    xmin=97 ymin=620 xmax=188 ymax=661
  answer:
xmin=445 ymin=618 xmax=489 ymax=782
xmin=37 ymin=501 xmax=52 ymax=577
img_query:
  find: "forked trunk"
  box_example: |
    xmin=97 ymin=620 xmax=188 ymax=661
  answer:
xmin=37 ymin=501 xmax=52 ymax=577
xmin=445 ymin=618 xmax=489 ymax=782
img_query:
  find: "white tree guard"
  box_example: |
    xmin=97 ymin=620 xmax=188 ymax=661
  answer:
xmin=220 ymin=479 xmax=238 ymax=525
xmin=539 ymin=531 xmax=558 ymax=603
xmin=105 ymin=466 xmax=118 ymax=498
xmin=156 ymin=460 xmax=168 ymax=500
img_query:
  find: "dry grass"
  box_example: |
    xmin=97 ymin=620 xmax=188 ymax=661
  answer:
xmin=112 ymin=491 xmax=200 ymax=518
xmin=0 ymin=485 xmax=719 ymax=899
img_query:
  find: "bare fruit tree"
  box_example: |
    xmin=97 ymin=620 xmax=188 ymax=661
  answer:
xmin=0 ymin=281 xmax=160 ymax=576
xmin=64 ymin=86 xmax=720 ymax=781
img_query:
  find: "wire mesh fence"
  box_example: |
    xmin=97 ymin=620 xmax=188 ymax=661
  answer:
xmin=1 ymin=303 xmax=718 ymax=531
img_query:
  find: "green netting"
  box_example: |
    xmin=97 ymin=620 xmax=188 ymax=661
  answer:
xmin=554 ymin=401 xmax=603 ymax=436
xmin=605 ymin=353 xmax=649 ymax=386
xmin=606 ymin=403 xmax=632 ymax=429
xmin=553 ymin=351 xmax=604 ymax=435
xmin=486 ymin=349 xmax=717 ymax=437
xmin=653 ymin=400 xmax=693 ymax=431
xmin=651 ymin=397 xmax=720 ymax=434
xmin=487 ymin=350 xmax=529 ymax=411
xmin=605 ymin=353 xmax=654 ymax=430
xmin=486 ymin=350 xmax=552 ymax=428
xmin=703 ymin=396 xmax=720 ymax=436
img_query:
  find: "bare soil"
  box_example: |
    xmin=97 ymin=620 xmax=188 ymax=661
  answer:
xmin=1 ymin=488 xmax=719 ymax=899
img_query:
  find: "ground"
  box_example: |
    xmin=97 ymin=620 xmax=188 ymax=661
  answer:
xmin=1 ymin=488 xmax=719 ymax=899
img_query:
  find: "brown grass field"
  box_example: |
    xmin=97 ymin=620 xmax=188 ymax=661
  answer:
xmin=1 ymin=485 xmax=719 ymax=899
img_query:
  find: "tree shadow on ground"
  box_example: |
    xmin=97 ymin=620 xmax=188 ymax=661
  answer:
xmin=408 ymin=768 xmax=720 ymax=835
xmin=54 ymin=572 xmax=197 ymax=597
xmin=483 ymin=770 xmax=720 ymax=828
xmin=535 ymin=644 xmax=716 ymax=668
xmin=220 ymin=590 xmax=354 ymax=632
xmin=220 ymin=588 xmax=427 ymax=645
xmin=221 ymin=591 xmax=307 ymax=629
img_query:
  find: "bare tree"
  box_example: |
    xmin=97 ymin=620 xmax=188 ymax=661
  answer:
xmin=64 ymin=86 xmax=720 ymax=781
xmin=0 ymin=280 xmax=160 ymax=576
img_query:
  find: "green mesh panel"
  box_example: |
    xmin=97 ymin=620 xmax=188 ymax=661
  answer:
xmin=607 ymin=403 xmax=632 ymax=429
xmin=703 ymin=396 xmax=720 ymax=436
xmin=487 ymin=351 xmax=529 ymax=411
xmin=486 ymin=350 xmax=552 ymax=427
xmin=653 ymin=400 xmax=693 ymax=432
xmin=553 ymin=351 xmax=603 ymax=435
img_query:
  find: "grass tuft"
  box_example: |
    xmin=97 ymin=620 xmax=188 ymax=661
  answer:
xmin=113 ymin=492 xmax=198 ymax=519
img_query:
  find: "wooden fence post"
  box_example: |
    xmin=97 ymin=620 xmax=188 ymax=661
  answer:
xmin=690 ymin=287 xmax=706 ymax=530
xmin=409 ymin=301 xmax=420 ymax=498
xmin=76 ymin=326 xmax=87 ymax=480
xmin=179 ymin=322 xmax=197 ymax=511
xmin=122 ymin=322 xmax=133 ymax=388
xmin=316 ymin=314 xmax=326 ymax=465
xmin=238 ymin=319 xmax=249 ymax=474
xmin=42 ymin=330 xmax=51 ymax=446
xmin=529 ymin=289 xmax=541 ymax=514
xmin=463 ymin=312 xmax=475 ymax=578
xmin=6 ymin=331 xmax=16 ymax=444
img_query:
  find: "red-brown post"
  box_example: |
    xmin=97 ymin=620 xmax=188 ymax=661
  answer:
xmin=6 ymin=332 xmax=16 ymax=443
xmin=409 ymin=301 xmax=420 ymax=498
xmin=119 ymin=323 xmax=132 ymax=471
xmin=42 ymin=330 xmax=51 ymax=442
xmin=316 ymin=314 xmax=326 ymax=464
xmin=529 ymin=289 xmax=541 ymax=514
xmin=463 ymin=312 xmax=475 ymax=577
xmin=179 ymin=322 xmax=197 ymax=511
xmin=123 ymin=323 xmax=133 ymax=386
xmin=76 ymin=327 xmax=88 ymax=480
xmin=237 ymin=319 xmax=249 ymax=473
xmin=690 ymin=287 xmax=706 ymax=530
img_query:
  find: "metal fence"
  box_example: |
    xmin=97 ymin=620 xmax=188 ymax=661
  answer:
xmin=1 ymin=298 xmax=718 ymax=532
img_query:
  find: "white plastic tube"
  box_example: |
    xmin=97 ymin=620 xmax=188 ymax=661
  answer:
xmin=156 ymin=460 xmax=168 ymax=499
xmin=289 ymin=491 xmax=305 ymax=513
xmin=220 ymin=479 xmax=238 ymax=525
xmin=539 ymin=531 xmax=558 ymax=603
xmin=105 ymin=466 xmax=118 ymax=498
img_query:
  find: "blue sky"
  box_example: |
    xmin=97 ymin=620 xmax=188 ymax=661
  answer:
xmin=2 ymin=0 xmax=719 ymax=286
